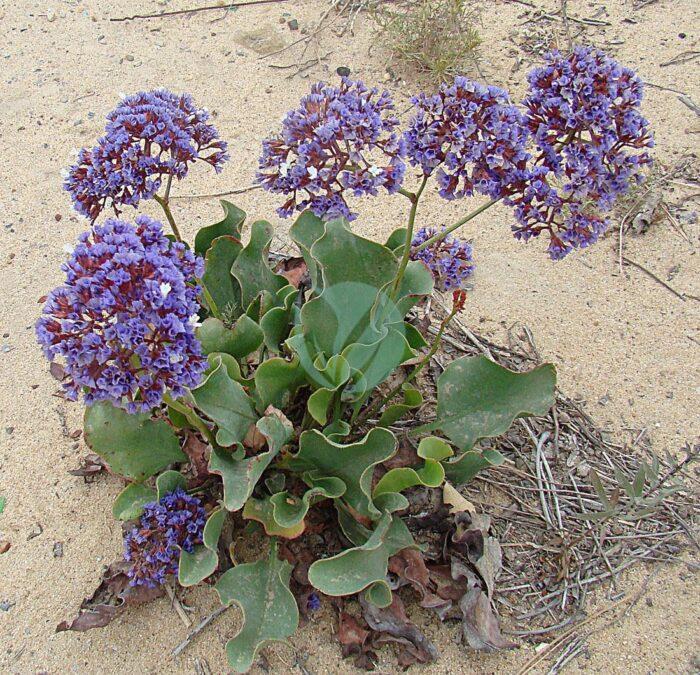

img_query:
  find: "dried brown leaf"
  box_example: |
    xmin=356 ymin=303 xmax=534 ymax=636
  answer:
xmin=56 ymin=561 xmax=164 ymax=632
xmin=360 ymin=594 xmax=439 ymax=664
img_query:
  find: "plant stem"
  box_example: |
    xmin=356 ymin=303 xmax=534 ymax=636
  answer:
xmin=413 ymin=197 xmax=500 ymax=253
xmin=154 ymin=192 xmax=183 ymax=242
xmin=390 ymin=175 xmax=429 ymax=300
xmin=355 ymin=304 xmax=459 ymax=426
xmin=164 ymin=393 xmax=216 ymax=445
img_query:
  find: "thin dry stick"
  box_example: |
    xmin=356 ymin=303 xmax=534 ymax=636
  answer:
xmin=110 ymin=0 xmax=289 ymax=22
xmin=621 ymin=255 xmax=687 ymax=301
xmin=170 ymin=184 xmax=261 ymax=201
xmin=172 ymin=605 xmax=229 ymax=657
xmin=516 ymin=593 xmax=633 ymax=674
xmin=165 ymin=584 xmax=192 ymax=628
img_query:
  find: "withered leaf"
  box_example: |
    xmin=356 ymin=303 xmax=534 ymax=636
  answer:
xmin=182 ymin=432 xmax=210 ymax=481
xmin=56 ymin=561 xmax=164 ymax=632
xmin=459 ymin=587 xmax=516 ymax=653
xmin=389 ymin=549 xmax=451 ymax=618
xmin=360 ymin=594 xmax=439 ymax=665
xmin=68 ymin=453 xmax=107 ymax=478
xmin=275 ymin=256 xmax=308 ymax=288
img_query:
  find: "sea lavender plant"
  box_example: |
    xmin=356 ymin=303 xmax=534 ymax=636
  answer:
xmin=36 ymin=215 xmax=206 ymax=412
xmin=64 ymin=90 xmax=228 ymax=222
xmin=257 ymin=77 xmax=406 ymax=220
xmin=410 ymin=226 xmax=475 ymax=291
xmin=124 ymin=488 xmax=207 ymax=587
xmin=44 ymin=49 xmax=655 ymax=673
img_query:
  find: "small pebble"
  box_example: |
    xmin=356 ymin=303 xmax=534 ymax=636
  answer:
xmin=0 ymin=600 xmax=14 ymax=611
xmin=46 ymin=10 xmax=56 ymax=22
xmin=53 ymin=542 xmax=64 ymax=558
xmin=0 ymin=541 xmax=10 ymax=554
xmin=287 ymin=18 xmax=299 ymax=31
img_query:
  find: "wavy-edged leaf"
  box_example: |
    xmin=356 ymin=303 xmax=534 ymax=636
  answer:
xmin=259 ymin=284 xmax=297 ymax=352
xmin=290 ymin=428 xmax=397 ymax=520
xmin=179 ymin=507 xmax=226 ymax=586
xmin=201 ymin=235 xmax=243 ymax=318
xmin=156 ymin=470 xmax=187 ymax=498
xmin=112 ymin=482 xmax=156 ymax=520
xmin=231 ymin=220 xmax=287 ymax=309
xmin=210 ymin=411 xmax=293 ymax=512
xmin=191 ymin=355 xmax=258 ymax=447
xmin=373 ymin=436 xmax=453 ymax=497
xmin=377 ymin=385 xmax=424 ymax=428
xmin=443 ymin=448 xmax=505 ymax=484
xmin=253 ymin=356 xmax=306 ymax=410
xmin=215 ymin=543 xmax=299 ymax=674
xmin=197 ymin=316 xmax=264 ymax=360
xmin=308 ymin=513 xmax=415 ymax=601
xmin=289 ymin=209 xmax=325 ymax=292
xmin=306 ymin=354 xmax=351 ymax=425
xmin=84 ymin=402 xmax=185 ymax=481
xmin=432 ymin=356 xmax=556 ymax=450
xmin=195 ymin=199 xmax=246 ymax=256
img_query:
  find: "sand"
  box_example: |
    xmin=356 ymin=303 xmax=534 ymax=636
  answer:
xmin=0 ymin=0 xmax=698 ymax=672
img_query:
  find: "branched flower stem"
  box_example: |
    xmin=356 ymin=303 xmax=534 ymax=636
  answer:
xmin=154 ymin=175 xmax=183 ymax=242
xmin=413 ymin=197 xmax=500 ymax=253
xmin=355 ymin=301 xmax=460 ymax=426
xmin=390 ymin=175 xmax=429 ymax=300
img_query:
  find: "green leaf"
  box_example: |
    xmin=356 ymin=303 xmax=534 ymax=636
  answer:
xmin=308 ymin=513 xmax=415 ymax=598
xmin=290 ymin=428 xmax=397 ymax=520
xmin=231 ymin=220 xmax=287 ymax=309
xmin=242 ymin=497 xmax=306 ymax=538
xmin=191 ymin=356 xmax=258 ymax=447
xmin=289 ymin=210 xmax=326 ymax=292
xmin=210 ymin=412 xmax=293 ymax=512
xmin=0 ymin=496 xmax=5 ymax=515
xmin=195 ymin=200 xmax=246 ymax=256
xmin=259 ymin=285 xmax=297 ymax=352
xmin=197 ymin=316 xmax=264 ymax=360
xmin=312 ymin=219 xmax=397 ymax=289
xmin=373 ymin=436 xmax=453 ymax=496
xmin=201 ymin=235 xmax=243 ymax=318
xmin=253 ymin=356 xmax=306 ymax=410
xmin=443 ymin=448 xmax=505 ymax=484
xmin=306 ymin=354 xmax=351 ymax=425
xmin=84 ymin=402 xmax=185 ymax=480
xmin=179 ymin=507 xmax=226 ymax=586
xmin=385 ymin=227 xmax=408 ymax=252
xmin=270 ymin=476 xmax=345 ymax=528
xmin=215 ymin=543 xmax=299 ymax=674
xmin=377 ymin=385 xmax=424 ymax=428
xmin=433 ymin=356 xmax=556 ymax=450
xmin=156 ymin=470 xmax=188 ymax=499
xmin=112 ymin=482 xmax=156 ymax=520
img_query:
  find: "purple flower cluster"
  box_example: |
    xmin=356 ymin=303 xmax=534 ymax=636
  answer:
xmin=510 ymin=46 xmax=653 ymax=259
xmin=36 ymin=216 xmax=206 ymax=412
xmin=257 ymin=77 xmax=406 ymax=220
xmin=410 ymin=226 xmax=475 ymax=291
xmin=124 ymin=488 xmax=206 ymax=587
xmin=65 ymin=90 xmax=228 ymax=220
xmin=403 ymin=77 xmax=530 ymax=201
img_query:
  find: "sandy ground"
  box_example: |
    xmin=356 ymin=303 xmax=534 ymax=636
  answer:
xmin=0 ymin=0 xmax=698 ymax=672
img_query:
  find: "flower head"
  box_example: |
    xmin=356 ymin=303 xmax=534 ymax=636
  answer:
xmin=257 ymin=77 xmax=406 ymax=220
xmin=36 ymin=216 xmax=206 ymax=412
xmin=404 ymin=77 xmax=530 ymax=200
xmin=124 ymin=488 xmax=206 ymax=588
xmin=509 ymin=46 xmax=653 ymax=258
xmin=410 ymin=226 xmax=475 ymax=291
xmin=65 ymin=90 xmax=228 ymax=220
